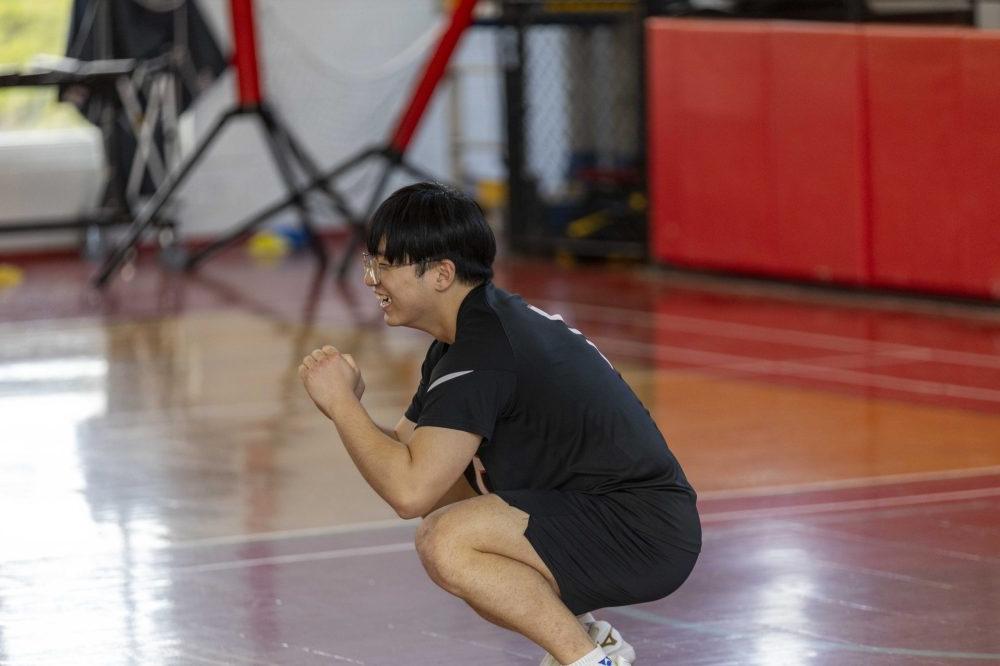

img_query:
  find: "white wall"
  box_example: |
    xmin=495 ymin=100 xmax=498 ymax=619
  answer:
xmin=0 ymin=0 xmax=471 ymax=250
xmin=177 ymin=0 xmax=453 ymax=237
xmin=0 ymin=128 xmax=106 ymax=251
xmin=448 ymin=25 xmax=506 ymax=187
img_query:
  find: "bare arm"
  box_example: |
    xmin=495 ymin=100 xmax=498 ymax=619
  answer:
xmin=390 ymin=416 xmax=416 ymax=444
xmin=299 ymin=347 xmax=479 ymax=519
xmin=392 ymin=416 xmax=478 ymax=516
xmin=324 ymin=398 xmax=479 ymax=518
xmin=423 ymin=467 xmax=479 ymax=516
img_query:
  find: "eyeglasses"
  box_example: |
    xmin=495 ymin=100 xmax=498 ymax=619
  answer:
xmin=361 ymin=252 xmax=424 ymax=283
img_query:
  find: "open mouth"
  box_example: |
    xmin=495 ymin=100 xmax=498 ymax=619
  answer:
xmin=377 ymin=294 xmax=392 ymax=309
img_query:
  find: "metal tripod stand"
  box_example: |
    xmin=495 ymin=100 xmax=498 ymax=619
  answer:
xmin=92 ymin=0 xmax=356 ymax=287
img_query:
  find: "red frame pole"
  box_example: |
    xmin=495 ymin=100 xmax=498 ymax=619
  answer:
xmin=388 ymin=0 xmax=478 ymax=154
xmin=229 ymin=0 xmax=264 ymax=107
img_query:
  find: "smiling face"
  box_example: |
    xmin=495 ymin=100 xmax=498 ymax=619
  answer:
xmin=363 ymin=182 xmax=496 ymax=336
xmin=364 ymin=253 xmax=437 ymax=329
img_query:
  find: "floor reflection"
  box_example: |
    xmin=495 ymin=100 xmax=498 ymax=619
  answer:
xmin=0 ymin=254 xmax=998 ymax=663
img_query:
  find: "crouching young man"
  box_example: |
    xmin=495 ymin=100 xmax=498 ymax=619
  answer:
xmin=299 ymin=182 xmax=701 ymax=665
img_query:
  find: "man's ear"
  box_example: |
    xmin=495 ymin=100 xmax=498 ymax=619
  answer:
xmin=433 ymin=259 xmax=457 ymax=291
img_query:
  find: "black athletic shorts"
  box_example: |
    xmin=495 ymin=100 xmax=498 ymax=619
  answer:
xmin=494 ymin=488 xmax=700 ymax=615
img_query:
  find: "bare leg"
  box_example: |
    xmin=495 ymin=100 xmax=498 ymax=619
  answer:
xmin=415 ymin=495 xmax=596 ymax=663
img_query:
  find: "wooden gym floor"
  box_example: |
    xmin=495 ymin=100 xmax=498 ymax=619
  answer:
xmin=0 ymin=249 xmax=998 ymax=665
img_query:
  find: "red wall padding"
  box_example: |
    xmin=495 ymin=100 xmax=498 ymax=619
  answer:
xmin=648 ymin=20 xmax=868 ymax=284
xmin=647 ymin=23 xmax=771 ymax=273
xmin=865 ymin=27 xmax=967 ymax=294
xmin=959 ymin=34 xmax=1000 ymax=297
xmin=647 ymin=19 xmax=1000 ymax=299
xmin=770 ymin=25 xmax=869 ymax=284
xmin=866 ymin=27 xmax=1000 ymax=297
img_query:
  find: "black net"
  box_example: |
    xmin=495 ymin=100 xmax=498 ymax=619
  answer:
xmin=501 ymin=1 xmax=648 ymax=260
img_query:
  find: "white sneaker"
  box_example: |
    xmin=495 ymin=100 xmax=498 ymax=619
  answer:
xmin=537 ymin=619 xmax=636 ymax=665
xmin=538 ymin=654 xmax=632 ymax=666
xmin=605 ymin=657 xmax=632 ymax=666
xmin=588 ymin=621 xmax=636 ymax=663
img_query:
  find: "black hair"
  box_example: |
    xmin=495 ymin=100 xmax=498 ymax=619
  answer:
xmin=366 ymin=182 xmax=495 ymax=284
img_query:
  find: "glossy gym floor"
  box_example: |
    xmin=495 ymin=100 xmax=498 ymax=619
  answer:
xmin=1 ymin=248 xmax=998 ymax=665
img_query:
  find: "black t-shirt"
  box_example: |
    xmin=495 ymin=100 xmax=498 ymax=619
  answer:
xmin=406 ymin=282 xmax=701 ymax=553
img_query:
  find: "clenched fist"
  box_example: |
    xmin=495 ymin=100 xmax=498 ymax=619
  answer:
xmin=299 ymin=345 xmax=365 ymax=419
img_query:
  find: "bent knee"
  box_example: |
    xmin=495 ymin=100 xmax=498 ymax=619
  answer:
xmin=414 ymin=513 xmax=468 ymax=590
xmin=415 ymin=506 xmax=465 ymax=556
xmin=413 ymin=512 xmax=439 ymax=561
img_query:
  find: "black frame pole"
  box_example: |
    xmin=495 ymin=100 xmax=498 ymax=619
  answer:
xmin=93 ymin=107 xmax=239 ymax=286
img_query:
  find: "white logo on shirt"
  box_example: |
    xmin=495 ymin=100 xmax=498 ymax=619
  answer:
xmin=527 ymin=305 xmax=613 ymax=368
xmin=428 ymin=370 xmax=474 ymax=392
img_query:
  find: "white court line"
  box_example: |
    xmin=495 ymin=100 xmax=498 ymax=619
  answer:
xmin=699 ymin=464 xmax=1000 ymax=500
xmin=0 ymin=518 xmax=417 ymax=567
xmin=809 ymin=558 xmax=957 ymax=590
xmin=784 ymin=351 xmax=919 ymax=371
xmin=171 ymin=518 xmax=416 ymax=550
xmin=594 ymin=335 xmax=1000 ymax=403
xmin=420 ymin=631 xmax=536 ymax=661
xmin=171 ymin=467 xmax=1000 ymax=553
xmin=606 ymin=605 xmax=1000 ymax=661
xmin=787 ymin=519 xmax=1000 ymax=564
xmin=700 ymin=486 xmax=1000 ymax=523
xmin=166 ymin=490 xmax=999 ymax=575
xmin=56 ymin=385 xmax=412 ymax=431
xmin=173 ymin=541 xmax=415 ymax=574
xmin=166 ymin=475 xmax=1000 ymax=574
xmin=537 ymin=300 xmax=1000 ymax=370
xmin=729 ymin=358 xmax=1000 ymax=403
xmin=170 ymin=653 xmax=236 ymax=666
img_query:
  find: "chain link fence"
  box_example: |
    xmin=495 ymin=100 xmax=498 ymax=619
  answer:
xmin=500 ymin=1 xmax=648 ymax=260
